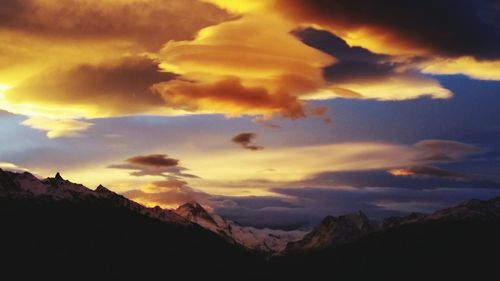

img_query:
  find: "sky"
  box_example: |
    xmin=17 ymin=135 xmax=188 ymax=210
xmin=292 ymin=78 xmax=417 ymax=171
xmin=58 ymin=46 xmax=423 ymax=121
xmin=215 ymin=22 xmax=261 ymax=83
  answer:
xmin=1 ymin=0 xmax=500 ymax=228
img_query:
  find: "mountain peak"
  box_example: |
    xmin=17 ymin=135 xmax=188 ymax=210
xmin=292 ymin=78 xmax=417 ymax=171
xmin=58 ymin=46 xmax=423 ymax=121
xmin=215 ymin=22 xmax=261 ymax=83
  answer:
xmin=179 ymin=201 xmax=203 ymax=209
xmin=95 ymin=184 xmax=112 ymax=194
xmin=54 ymin=172 xmax=64 ymax=181
xmin=176 ymin=201 xmax=218 ymax=227
xmin=285 ymin=210 xmax=374 ymax=253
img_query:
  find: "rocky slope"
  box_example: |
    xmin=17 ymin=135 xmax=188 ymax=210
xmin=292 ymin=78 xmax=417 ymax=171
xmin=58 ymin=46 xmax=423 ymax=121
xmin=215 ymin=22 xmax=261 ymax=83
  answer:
xmin=285 ymin=210 xmax=374 ymax=253
xmin=175 ymin=201 xmax=306 ymax=253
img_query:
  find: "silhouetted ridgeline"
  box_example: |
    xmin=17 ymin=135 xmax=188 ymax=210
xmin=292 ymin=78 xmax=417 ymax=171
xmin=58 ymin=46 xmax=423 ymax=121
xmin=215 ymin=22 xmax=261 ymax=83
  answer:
xmin=1 ymin=169 xmax=500 ymax=280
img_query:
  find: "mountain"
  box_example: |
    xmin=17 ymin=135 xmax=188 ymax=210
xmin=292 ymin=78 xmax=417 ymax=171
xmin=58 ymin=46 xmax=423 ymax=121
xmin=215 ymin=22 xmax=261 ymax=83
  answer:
xmin=0 ymin=169 xmax=303 ymax=253
xmin=2 ymin=168 xmax=500 ymax=279
xmin=175 ymin=201 xmax=306 ymax=253
xmin=285 ymin=197 xmax=500 ymax=253
xmin=272 ymin=197 xmax=500 ymax=280
xmin=285 ymin=210 xmax=374 ymax=253
xmin=176 ymin=201 xmax=228 ymax=235
xmin=0 ymin=169 xmax=263 ymax=279
xmin=0 ymin=169 xmax=188 ymax=224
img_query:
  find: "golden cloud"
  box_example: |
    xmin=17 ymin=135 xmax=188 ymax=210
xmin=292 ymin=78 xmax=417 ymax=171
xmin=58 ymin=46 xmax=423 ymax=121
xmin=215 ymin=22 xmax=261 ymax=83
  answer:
xmin=420 ymin=57 xmax=500 ymax=81
xmin=122 ymin=180 xmax=209 ymax=209
xmin=327 ymin=74 xmax=452 ymax=101
xmin=3 ymin=0 xmax=496 ymax=140
xmin=155 ymin=12 xmax=335 ymax=119
xmin=0 ymin=0 xmax=231 ymax=135
xmin=0 ymin=0 xmax=230 ymax=51
xmin=2 ymin=56 xmax=178 ymax=119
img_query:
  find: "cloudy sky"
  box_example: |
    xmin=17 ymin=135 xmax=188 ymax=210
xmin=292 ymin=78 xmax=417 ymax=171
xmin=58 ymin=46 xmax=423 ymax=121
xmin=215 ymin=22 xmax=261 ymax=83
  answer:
xmin=1 ymin=0 xmax=500 ymax=228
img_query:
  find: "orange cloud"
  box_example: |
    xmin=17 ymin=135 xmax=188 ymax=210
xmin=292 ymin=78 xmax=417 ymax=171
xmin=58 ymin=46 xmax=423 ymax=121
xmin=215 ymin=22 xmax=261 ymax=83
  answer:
xmin=387 ymin=168 xmax=415 ymax=177
xmin=153 ymin=78 xmax=307 ymax=119
xmin=0 ymin=0 xmax=229 ymax=51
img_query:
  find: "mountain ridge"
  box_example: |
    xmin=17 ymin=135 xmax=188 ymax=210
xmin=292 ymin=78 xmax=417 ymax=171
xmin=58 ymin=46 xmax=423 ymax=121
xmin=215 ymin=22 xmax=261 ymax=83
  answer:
xmin=2 ymin=168 xmax=500 ymax=279
xmin=0 ymin=168 xmax=305 ymax=253
xmin=3 ymin=168 xmax=500 ymax=256
xmin=284 ymin=195 xmax=500 ymax=253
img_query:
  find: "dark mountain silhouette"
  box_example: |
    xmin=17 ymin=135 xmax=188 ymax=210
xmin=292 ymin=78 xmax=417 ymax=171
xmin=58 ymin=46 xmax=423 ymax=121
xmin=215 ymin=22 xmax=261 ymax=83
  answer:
xmin=1 ymin=168 xmax=500 ymax=279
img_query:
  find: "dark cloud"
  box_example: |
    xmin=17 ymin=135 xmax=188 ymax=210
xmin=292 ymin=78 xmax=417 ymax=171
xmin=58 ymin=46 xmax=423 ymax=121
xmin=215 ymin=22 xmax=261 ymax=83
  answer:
xmin=6 ymin=56 xmax=174 ymax=117
xmin=296 ymin=27 xmax=395 ymax=84
xmin=0 ymin=0 xmax=230 ymax=50
xmin=127 ymin=154 xmax=179 ymax=167
xmin=298 ymin=169 xmax=500 ymax=189
xmin=108 ymin=154 xmax=198 ymax=178
xmin=231 ymin=133 xmax=263 ymax=151
xmin=278 ymin=0 xmax=500 ymax=59
xmin=294 ymin=28 xmax=450 ymax=100
xmin=294 ymin=27 xmax=387 ymax=63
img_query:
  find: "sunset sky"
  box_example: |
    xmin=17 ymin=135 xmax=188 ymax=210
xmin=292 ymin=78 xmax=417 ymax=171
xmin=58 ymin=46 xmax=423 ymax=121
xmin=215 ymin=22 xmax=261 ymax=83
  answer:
xmin=1 ymin=0 xmax=500 ymax=228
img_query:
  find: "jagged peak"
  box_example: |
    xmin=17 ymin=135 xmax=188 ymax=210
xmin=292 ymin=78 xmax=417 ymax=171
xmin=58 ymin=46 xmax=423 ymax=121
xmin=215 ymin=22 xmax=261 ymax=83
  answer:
xmin=176 ymin=201 xmax=218 ymax=225
xmin=178 ymin=200 xmax=204 ymax=210
xmin=54 ymin=172 xmax=64 ymax=181
xmin=95 ymin=184 xmax=112 ymax=193
xmin=340 ymin=210 xmax=369 ymax=220
xmin=321 ymin=210 xmax=368 ymax=223
xmin=19 ymin=171 xmax=38 ymax=180
xmin=153 ymin=205 xmax=162 ymax=211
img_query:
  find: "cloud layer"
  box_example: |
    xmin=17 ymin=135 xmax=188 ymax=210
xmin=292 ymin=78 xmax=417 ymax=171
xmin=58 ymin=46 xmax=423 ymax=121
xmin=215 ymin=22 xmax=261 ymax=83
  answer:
xmin=2 ymin=0 xmax=499 ymax=138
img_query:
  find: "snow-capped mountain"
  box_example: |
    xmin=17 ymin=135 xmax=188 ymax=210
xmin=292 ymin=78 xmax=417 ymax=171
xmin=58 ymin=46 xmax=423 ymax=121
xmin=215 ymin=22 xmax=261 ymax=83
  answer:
xmin=0 ymin=169 xmax=188 ymax=225
xmin=285 ymin=210 xmax=374 ymax=252
xmin=175 ymin=201 xmax=307 ymax=253
xmin=0 ymin=169 xmax=304 ymax=253
xmin=5 ymin=168 xmax=499 ymax=255
xmin=285 ymin=196 xmax=500 ymax=253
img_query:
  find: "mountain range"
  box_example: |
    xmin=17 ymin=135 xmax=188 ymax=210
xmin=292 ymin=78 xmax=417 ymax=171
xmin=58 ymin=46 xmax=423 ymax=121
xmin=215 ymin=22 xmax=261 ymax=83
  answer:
xmin=1 ymin=168 xmax=500 ymax=279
